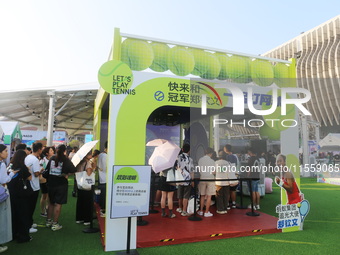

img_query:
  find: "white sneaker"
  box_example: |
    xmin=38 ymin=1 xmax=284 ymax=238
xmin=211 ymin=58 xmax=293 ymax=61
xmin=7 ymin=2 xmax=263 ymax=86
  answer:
xmin=29 ymin=228 xmax=38 ymax=234
xmin=181 ymin=211 xmax=190 ymax=216
xmin=51 ymin=223 xmax=62 ymax=231
xmin=176 ymin=208 xmax=183 ymax=213
xmin=31 ymin=223 xmax=38 ymax=228
xmin=0 ymin=246 xmax=8 ymax=253
xmin=197 ymin=211 xmax=204 ymax=216
xmin=256 ymin=205 xmax=260 ymax=210
xmin=84 ymin=222 xmax=91 ymax=226
xmin=216 ymin=210 xmax=227 ymax=214
xmin=204 ymin=211 xmax=213 ymax=217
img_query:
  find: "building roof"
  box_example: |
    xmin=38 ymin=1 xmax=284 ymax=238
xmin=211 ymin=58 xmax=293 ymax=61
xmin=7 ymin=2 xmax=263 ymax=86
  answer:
xmin=262 ymin=15 xmax=340 ymax=126
xmin=0 ymin=82 xmax=99 ymax=136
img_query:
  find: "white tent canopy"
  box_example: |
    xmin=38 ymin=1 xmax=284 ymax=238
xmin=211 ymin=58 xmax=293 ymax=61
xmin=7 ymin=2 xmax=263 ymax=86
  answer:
xmin=318 ymin=133 xmax=340 ymax=152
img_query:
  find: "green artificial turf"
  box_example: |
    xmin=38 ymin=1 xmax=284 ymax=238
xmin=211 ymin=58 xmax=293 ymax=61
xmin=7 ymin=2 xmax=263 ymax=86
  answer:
xmin=5 ymin=177 xmax=340 ymax=255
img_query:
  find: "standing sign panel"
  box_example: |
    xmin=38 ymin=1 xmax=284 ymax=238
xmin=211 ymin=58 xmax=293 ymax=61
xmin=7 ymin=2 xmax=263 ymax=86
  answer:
xmin=111 ymin=165 xmax=151 ymax=218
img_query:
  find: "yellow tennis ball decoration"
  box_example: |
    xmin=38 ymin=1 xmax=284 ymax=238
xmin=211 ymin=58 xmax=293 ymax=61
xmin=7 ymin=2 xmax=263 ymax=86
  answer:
xmin=200 ymin=52 xmax=221 ymax=80
xmin=149 ymin=42 xmax=170 ymax=72
xmin=98 ymin=59 xmax=133 ymax=94
xmin=225 ymin=55 xmax=252 ymax=83
xmin=214 ymin=53 xmax=229 ymax=80
xmin=167 ymin=46 xmax=195 ymax=76
xmin=274 ymin=62 xmax=290 ymax=87
xmin=259 ymin=123 xmax=280 ymax=140
xmin=251 ymin=59 xmax=274 ymax=87
xmin=190 ymin=49 xmax=209 ymax=76
xmin=121 ymin=39 xmax=154 ymax=71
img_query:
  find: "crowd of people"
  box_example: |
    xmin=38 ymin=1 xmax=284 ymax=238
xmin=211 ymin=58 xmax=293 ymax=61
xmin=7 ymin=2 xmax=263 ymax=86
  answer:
xmin=157 ymin=144 xmax=299 ymax=218
xmin=157 ymin=144 xmax=262 ymax=218
xmin=0 ymin=142 xmax=107 ymax=253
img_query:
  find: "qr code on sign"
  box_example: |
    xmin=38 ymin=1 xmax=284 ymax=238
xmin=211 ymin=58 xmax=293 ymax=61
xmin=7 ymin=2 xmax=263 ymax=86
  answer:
xmin=130 ymin=210 xmax=138 ymax=215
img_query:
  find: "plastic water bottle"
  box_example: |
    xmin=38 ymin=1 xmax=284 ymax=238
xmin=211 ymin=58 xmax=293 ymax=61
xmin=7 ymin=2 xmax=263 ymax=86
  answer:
xmin=7 ymin=163 xmax=13 ymax=172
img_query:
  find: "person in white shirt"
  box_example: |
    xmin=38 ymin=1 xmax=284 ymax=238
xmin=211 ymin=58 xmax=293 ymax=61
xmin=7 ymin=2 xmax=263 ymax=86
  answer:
xmin=214 ymin=150 xmax=231 ymax=214
xmin=176 ymin=144 xmax=194 ymax=216
xmin=197 ymin=147 xmax=216 ymax=217
xmin=24 ymin=142 xmax=44 ymax=234
xmin=97 ymin=142 xmax=107 ymax=217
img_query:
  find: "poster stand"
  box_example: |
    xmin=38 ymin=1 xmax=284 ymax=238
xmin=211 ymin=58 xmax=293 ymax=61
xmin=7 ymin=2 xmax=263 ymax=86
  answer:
xmin=116 ymin=217 xmax=139 ymax=255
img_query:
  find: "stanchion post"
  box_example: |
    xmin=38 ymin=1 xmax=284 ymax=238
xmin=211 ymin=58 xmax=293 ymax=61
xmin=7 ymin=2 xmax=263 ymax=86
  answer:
xmin=188 ymin=178 xmax=202 ymax=221
xmin=149 ymin=172 xmax=159 ymax=214
xmin=237 ymin=178 xmax=248 ymax=209
xmin=137 ymin=216 xmax=148 ymax=226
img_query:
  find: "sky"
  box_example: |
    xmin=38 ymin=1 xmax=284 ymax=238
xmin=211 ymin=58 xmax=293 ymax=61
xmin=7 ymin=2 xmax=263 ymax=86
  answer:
xmin=1 ymin=0 xmax=339 ymax=91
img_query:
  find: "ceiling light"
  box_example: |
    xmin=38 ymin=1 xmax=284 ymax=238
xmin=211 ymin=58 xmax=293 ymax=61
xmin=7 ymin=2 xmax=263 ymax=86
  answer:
xmin=26 ymin=105 xmax=29 ymax=110
xmin=88 ymin=91 xmax=92 ymax=96
xmin=32 ymin=111 xmax=36 ymax=115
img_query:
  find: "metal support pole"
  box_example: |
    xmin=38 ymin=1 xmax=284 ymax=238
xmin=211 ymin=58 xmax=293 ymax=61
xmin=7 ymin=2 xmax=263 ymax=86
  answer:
xmin=301 ymin=116 xmax=309 ymax=177
xmin=315 ymin=123 xmax=320 ymax=155
xmin=46 ymin=91 xmax=55 ymax=146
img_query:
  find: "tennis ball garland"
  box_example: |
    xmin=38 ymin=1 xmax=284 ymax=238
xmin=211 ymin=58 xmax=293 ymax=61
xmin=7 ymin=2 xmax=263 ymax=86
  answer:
xmin=225 ymin=55 xmax=252 ymax=83
xmin=149 ymin=42 xmax=170 ymax=72
xmin=200 ymin=52 xmax=221 ymax=80
xmin=214 ymin=53 xmax=229 ymax=80
xmin=251 ymin=59 xmax=274 ymax=87
xmin=167 ymin=46 xmax=195 ymax=76
xmin=121 ymin=39 xmax=154 ymax=71
xmin=119 ymin=40 xmax=288 ymax=87
xmin=274 ymin=62 xmax=290 ymax=87
xmin=190 ymin=49 xmax=209 ymax=76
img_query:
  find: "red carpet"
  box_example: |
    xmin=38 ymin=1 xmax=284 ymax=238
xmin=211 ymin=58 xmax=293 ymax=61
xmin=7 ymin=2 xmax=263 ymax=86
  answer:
xmin=136 ymin=206 xmax=280 ymax=247
xmin=96 ymin=204 xmax=280 ymax=249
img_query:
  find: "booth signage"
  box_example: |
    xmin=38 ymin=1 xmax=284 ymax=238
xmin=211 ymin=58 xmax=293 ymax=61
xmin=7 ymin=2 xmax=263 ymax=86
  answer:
xmin=110 ymin=165 xmax=151 ymax=218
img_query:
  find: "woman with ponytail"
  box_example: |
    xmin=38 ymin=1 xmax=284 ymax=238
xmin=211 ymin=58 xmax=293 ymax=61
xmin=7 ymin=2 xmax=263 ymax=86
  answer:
xmin=45 ymin=144 xmax=76 ymax=231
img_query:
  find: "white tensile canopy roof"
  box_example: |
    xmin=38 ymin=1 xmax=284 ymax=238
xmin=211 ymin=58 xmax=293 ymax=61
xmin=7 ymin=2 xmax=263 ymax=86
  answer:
xmin=319 ymin=133 xmax=340 ymax=152
xmin=0 ymin=82 xmax=99 ymax=136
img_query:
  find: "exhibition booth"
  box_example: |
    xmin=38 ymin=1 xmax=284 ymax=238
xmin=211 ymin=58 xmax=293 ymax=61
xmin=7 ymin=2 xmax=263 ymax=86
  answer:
xmin=94 ymin=28 xmax=308 ymax=252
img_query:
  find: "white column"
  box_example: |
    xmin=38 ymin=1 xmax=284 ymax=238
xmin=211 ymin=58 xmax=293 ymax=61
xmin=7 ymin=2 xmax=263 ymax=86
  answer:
xmin=213 ymin=115 xmax=220 ymax=153
xmin=41 ymin=100 xmax=45 ymax=131
xmin=46 ymin=91 xmax=55 ymax=146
